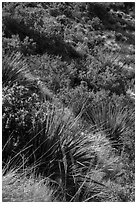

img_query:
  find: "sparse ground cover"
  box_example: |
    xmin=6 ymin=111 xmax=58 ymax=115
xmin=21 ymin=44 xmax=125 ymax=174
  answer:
xmin=2 ymin=2 xmax=135 ymax=202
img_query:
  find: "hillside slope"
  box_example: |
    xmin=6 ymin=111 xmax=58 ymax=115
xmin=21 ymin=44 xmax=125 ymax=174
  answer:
xmin=2 ymin=2 xmax=135 ymax=202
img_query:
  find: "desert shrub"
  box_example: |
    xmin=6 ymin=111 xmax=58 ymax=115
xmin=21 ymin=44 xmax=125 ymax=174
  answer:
xmin=2 ymin=83 xmax=47 ymax=163
xmin=2 ymin=3 xmax=81 ymax=59
xmin=56 ymin=15 xmax=71 ymax=27
xmin=86 ymin=49 xmax=134 ymax=95
xmin=47 ymin=48 xmax=135 ymax=104
xmin=110 ymin=2 xmax=135 ymax=14
xmin=91 ymin=17 xmax=103 ymax=30
xmin=2 ymin=35 xmax=21 ymax=54
xmin=87 ymin=3 xmax=111 ymax=19
xmin=115 ymin=32 xmax=123 ymax=41
xmin=3 ymin=35 xmax=37 ymax=55
xmin=26 ymin=54 xmax=71 ymax=94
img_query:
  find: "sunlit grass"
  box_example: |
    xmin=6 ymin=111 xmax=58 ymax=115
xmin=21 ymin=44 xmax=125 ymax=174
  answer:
xmin=2 ymin=166 xmax=56 ymax=202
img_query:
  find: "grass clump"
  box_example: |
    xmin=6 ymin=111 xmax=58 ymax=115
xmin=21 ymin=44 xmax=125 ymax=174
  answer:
xmin=2 ymin=167 xmax=56 ymax=202
xmin=2 ymin=99 xmax=128 ymax=201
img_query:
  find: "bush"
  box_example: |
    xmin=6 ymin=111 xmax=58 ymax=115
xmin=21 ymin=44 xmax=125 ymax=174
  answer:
xmin=87 ymin=3 xmax=110 ymax=19
xmin=2 ymin=83 xmax=46 ymax=162
xmin=91 ymin=17 xmax=103 ymax=30
xmin=3 ymin=35 xmax=37 ymax=55
xmin=2 ymin=3 xmax=81 ymax=59
xmin=115 ymin=32 xmax=123 ymax=41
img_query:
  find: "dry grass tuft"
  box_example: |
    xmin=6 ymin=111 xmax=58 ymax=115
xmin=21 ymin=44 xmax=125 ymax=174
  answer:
xmin=2 ymin=168 xmax=56 ymax=202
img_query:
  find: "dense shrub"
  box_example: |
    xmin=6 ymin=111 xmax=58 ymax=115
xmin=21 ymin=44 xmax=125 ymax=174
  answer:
xmin=2 ymin=3 xmax=82 ymax=59
xmin=3 ymin=35 xmax=37 ymax=55
xmin=2 ymin=83 xmax=46 ymax=162
xmin=87 ymin=3 xmax=111 ymax=20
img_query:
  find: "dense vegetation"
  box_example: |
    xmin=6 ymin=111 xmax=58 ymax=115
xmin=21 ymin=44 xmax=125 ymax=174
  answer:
xmin=2 ymin=2 xmax=135 ymax=202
